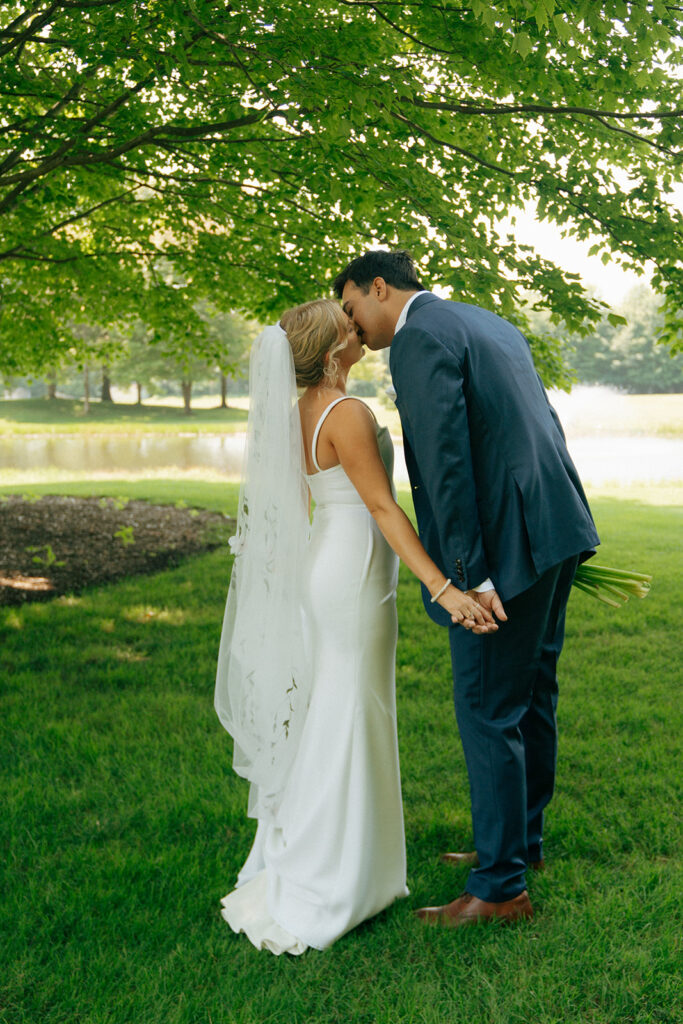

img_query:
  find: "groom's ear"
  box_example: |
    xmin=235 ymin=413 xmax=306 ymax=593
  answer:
xmin=372 ymin=277 xmax=389 ymax=301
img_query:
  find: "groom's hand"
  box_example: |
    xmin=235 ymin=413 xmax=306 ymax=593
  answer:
xmin=466 ymin=588 xmax=508 ymax=634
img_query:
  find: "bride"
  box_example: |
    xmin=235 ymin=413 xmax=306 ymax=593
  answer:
xmin=215 ymin=299 xmax=494 ymax=955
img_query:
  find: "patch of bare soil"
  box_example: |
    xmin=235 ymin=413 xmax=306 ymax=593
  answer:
xmin=0 ymin=495 xmax=235 ymax=605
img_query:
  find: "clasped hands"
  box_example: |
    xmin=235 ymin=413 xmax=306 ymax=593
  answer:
xmin=441 ymin=586 xmax=507 ymax=635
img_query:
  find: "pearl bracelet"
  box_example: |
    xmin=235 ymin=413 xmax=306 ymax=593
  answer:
xmin=430 ymin=578 xmax=452 ymax=603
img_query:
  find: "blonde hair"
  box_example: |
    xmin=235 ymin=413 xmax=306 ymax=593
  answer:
xmin=280 ymin=299 xmax=349 ymax=388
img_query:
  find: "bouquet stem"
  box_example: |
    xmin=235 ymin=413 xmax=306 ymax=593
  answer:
xmin=572 ymin=563 xmax=652 ymax=606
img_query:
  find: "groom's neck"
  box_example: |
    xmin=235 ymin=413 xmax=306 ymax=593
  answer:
xmin=390 ymin=288 xmax=421 ymax=330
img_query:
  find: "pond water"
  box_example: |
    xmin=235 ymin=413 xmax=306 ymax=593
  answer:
xmin=0 ymin=433 xmax=248 ymax=476
xmin=552 ymin=436 xmax=682 ymax=486
xmin=1 ymin=432 xmax=681 ymax=486
xmin=1 ymin=387 xmax=681 ymax=486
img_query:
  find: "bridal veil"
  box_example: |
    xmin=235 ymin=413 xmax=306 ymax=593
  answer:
xmin=214 ymin=324 xmax=311 ymax=823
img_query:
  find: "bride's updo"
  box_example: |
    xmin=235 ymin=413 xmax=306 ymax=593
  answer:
xmin=280 ymin=299 xmax=349 ymax=388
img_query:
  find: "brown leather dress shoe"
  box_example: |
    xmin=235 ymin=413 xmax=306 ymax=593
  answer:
xmin=440 ymin=851 xmax=480 ymax=866
xmin=416 ymin=890 xmax=534 ymax=927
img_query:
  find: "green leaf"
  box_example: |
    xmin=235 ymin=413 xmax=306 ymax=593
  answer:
xmin=552 ymin=13 xmax=572 ymax=41
xmin=513 ymin=31 xmax=533 ymax=59
xmin=534 ymin=4 xmax=549 ymax=31
xmin=0 ymin=0 xmax=680 ymax=384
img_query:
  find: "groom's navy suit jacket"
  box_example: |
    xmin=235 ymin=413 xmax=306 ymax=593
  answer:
xmin=389 ymin=292 xmax=599 ymax=626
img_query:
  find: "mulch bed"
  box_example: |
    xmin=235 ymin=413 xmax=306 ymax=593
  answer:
xmin=0 ymin=495 xmax=235 ymax=605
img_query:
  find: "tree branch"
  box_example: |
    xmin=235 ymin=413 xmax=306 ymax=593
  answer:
xmin=0 ymin=1 xmax=61 ymax=59
xmin=563 ymin=111 xmax=675 ymax=157
xmin=0 ymin=65 xmax=100 ymax=178
xmin=406 ymin=96 xmax=683 ymax=122
xmin=0 ymin=30 xmax=79 ymax=45
xmin=0 ymin=189 xmax=143 ymax=262
xmin=388 ymin=108 xmax=519 ymax=178
xmin=0 ymin=24 xmax=223 ymax=211
xmin=58 ymin=1 xmax=127 ymax=8
xmin=0 ymin=106 xmax=286 ymax=221
xmin=126 ymin=167 xmax=329 ymax=226
xmin=547 ymin=185 xmax=676 ymax=279
xmin=0 ymin=2 xmax=51 ymax=38
xmin=1 ymin=18 xmax=212 ymax=187
xmin=345 ymin=1 xmax=458 ymax=55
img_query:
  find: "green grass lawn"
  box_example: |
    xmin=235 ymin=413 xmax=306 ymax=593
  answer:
xmin=2 ymin=392 xmax=682 ymax=438
xmin=0 ymin=481 xmax=681 ymax=1024
xmin=0 ymin=398 xmax=249 ymax=435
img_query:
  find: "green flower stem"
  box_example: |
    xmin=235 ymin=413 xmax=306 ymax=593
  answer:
xmin=579 ymin=564 xmax=653 ymax=582
xmin=571 ymin=577 xmax=624 ymax=608
xmin=572 ymin=563 xmax=652 ymax=606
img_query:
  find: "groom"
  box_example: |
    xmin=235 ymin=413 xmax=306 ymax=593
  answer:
xmin=334 ymin=250 xmax=599 ymax=927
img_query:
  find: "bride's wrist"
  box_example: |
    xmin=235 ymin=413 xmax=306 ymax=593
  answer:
xmin=429 ymin=578 xmax=452 ymax=604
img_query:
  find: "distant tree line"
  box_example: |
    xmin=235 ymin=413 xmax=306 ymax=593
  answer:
xmin=2 ymin=306 xmax=258 ymax=414
xmin=526 ymin=285 xmax=683 ymax=393
xmin=3 ymin=284 xmax=680 ymax=406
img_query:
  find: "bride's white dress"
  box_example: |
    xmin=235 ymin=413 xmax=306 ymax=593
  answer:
xmin=220 ymin=396 xmax=408 ymax=953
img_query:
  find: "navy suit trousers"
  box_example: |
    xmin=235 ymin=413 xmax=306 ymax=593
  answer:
xmin=448 ymin=555 xmax=579 ymax=902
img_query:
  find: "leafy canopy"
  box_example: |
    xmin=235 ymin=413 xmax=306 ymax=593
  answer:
xmin=0 ymin=0 xmax=681 ymax=379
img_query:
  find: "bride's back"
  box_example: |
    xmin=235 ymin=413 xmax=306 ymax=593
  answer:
xmin=298 ymin=389 xmax=346 ymax=475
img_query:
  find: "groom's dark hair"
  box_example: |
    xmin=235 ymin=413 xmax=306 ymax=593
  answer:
xmin=333 ymin=250 xmax=425 ymax=297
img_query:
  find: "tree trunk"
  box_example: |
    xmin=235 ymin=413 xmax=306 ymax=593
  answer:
xmin=46 ymin=368 xmax=57 ymax=400
xmin=101 ymin=367 xmax=113 ymax=402
xmin=220 ymin=371 xmax=228 ymax=409
xmin=83 ymin=365 xmax=90 ymax=415
xmin=181 ymin=379 xmax=192 ymax=415
xmin=135 ymin=381 xmax=143 ymax=406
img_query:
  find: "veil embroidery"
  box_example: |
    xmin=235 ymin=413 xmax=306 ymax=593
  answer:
xmin=215 ymin=324 xmax=311 ymax=823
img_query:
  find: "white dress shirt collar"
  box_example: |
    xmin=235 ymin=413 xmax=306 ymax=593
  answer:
xmin=393 ymin=291 xmax=423 ymax=336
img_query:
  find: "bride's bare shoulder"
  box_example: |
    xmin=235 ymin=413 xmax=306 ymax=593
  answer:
xmin=322 ymin=397 xmax=376 ymax=442
xmin=329 ymin=396 xmax=375 ymax=422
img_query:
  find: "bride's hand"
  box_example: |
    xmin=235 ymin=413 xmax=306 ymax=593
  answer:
xmin=438 ymin=586 xmax=499 ymax=633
